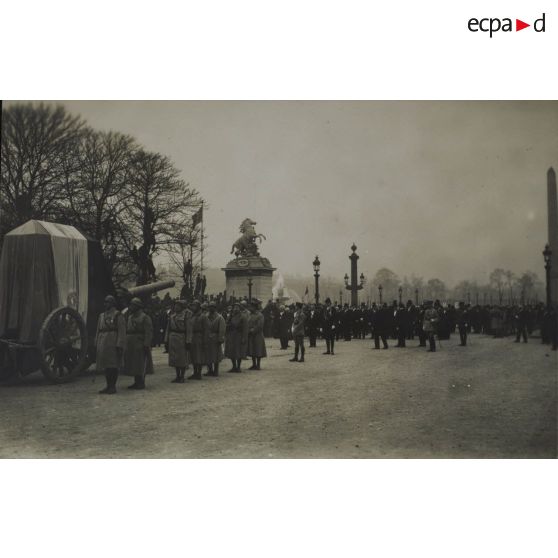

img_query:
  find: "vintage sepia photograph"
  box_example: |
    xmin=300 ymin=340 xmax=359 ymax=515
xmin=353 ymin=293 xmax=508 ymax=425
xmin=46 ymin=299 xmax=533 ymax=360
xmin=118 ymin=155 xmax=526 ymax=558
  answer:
xmin=0 ymin=100 xmax=556 ymax=458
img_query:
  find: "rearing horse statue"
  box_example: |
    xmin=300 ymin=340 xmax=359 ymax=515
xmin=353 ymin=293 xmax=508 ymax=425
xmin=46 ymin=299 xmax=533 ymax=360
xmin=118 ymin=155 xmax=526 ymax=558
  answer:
xmin=231 ymin=218 xmax=266 ymax=257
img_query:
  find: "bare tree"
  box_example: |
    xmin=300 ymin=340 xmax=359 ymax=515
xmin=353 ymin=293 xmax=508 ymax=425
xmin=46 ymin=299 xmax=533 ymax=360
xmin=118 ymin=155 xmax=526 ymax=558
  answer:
xmin=59 ymin=129 xmax=138 ymax=278
xmin=489 ymin=268 xmax=506 ymax=305
xmin=122 ymin=149 xmax=203 ymax=286
xmin=425 ymin=278 xmax=448 ymax=301
xmin=0 ymin=103 xmax=85 ymax=239
xmin=371 ymin=268 xmax=401 ymax=303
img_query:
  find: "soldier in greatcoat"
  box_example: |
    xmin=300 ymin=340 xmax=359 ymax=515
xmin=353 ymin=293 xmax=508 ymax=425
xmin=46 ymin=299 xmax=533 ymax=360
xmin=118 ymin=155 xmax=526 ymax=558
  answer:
xmin=225 ymin=303 xmax=249 ymax=373
xmin=165 ymin=299 xmax=192 ymax=383
xmin=321 ymin=298 xmax=337 ymax=355
xmin=124 ymin=297 xmax=153 ymax=390
xmin=95 ymin=295 xmax=126 ymax=394
xmin=205 ymin=301 xmax=226 ymax=376
xmin=247 ymin=299 xmax=267 ymax=370
xmin=289 ymin=302 xmax=307 ymax=363
xmin=422 ymin=300 xmax=439 ymax=352
xmin=187 ymin=300 xmax=210 ymax=380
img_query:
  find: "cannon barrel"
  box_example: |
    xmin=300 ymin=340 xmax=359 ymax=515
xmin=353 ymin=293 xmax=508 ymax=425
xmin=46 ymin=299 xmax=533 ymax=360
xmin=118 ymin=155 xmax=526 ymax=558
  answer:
xmin=127 ymin=280 xmax=175 ymax=298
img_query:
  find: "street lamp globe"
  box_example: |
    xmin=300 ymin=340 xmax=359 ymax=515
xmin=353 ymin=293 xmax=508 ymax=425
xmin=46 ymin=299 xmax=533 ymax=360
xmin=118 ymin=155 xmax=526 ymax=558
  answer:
xmin=344 ymin=273 xmax=349 ymax=287
xmin=360 ymin=272 xmax=365 ymax=286
xmin=313 ymin=255 xmax=321 ymax=274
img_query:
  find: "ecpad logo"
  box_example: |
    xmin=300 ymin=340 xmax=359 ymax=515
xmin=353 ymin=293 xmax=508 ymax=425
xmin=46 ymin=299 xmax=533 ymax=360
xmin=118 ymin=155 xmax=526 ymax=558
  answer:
xmin=468 ymin=13 xmax=546 ymax=37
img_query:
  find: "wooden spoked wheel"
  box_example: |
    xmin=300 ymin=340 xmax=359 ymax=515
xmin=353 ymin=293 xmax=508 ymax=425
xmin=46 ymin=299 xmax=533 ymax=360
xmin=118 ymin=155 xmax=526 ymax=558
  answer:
xmin=38 ymin=307 xmax=88 ymax=383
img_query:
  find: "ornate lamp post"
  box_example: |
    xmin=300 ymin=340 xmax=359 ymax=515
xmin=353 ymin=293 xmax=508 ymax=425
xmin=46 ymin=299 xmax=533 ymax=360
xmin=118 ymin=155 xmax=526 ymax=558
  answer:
xmin=344 ymin=244 xmax=365 ymax=306
xmin=543 ymin=243 xmax=552 ymax=307
xmin=398 ymin=286 xmax=403 ymax=305
xmin=415 ymin=288 xmax=419 ymax=306
xmin=378 ymin=284 xmax=383 ymax=305
xmin=247 ymin=269 xmax=253 ymax=302
xmin=313 ymin=255 xmax=321 ymax=304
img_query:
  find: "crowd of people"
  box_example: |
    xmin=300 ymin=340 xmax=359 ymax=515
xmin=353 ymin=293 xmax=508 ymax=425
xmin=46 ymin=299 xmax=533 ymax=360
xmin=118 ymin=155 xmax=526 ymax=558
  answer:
xmin=94 ymin=293 xmax=558 ymax=394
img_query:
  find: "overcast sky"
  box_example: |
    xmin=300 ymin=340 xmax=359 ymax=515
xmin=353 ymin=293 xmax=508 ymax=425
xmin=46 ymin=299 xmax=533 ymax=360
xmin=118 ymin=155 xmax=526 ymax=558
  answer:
xmin=33 ymin=101 xmax=558 ymax=285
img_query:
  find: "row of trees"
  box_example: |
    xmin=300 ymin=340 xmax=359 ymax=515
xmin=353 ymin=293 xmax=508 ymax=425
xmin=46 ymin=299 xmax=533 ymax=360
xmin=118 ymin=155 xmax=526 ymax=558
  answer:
xmin=0 ymin=103 xmax=204 ymax=285
xmin=365 ymin=268 xmax=544 ymax=305
xmin=283 ymin=267 xmax=545 ymax=306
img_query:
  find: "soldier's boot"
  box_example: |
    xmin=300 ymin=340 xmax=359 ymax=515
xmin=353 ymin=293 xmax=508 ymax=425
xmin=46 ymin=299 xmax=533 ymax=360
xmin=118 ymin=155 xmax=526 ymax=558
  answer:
xmin=188 ymin=366 xmax=202 ymax=380
xmin=323 ymin=339 xmax=331 ymax=354
xmin=248 ymin=358 xmax=257 ymax=370
xmin=107 ymin=369 xmax=118 ymax=394
xmin=203 ymin=364 xmax=213 ymax=376
xmin=299 ymin=348 xmax=305 ymax=362
xmin=172 ymin=369 xmax=181 ymax=383
xmin=331 ymin=340 xmax=335 ymax=355
xmin=99 ymin=371 xmax=111 ymax=394
xmin=129 ymin=375 xmax=145 ymax=389
xmin=428 ymin=338 xmax=436 ymax=352
xmin=213 ymin=363 xmax=220 ymax=376
xmin=256 ymin=358 xmax=261 ymax=370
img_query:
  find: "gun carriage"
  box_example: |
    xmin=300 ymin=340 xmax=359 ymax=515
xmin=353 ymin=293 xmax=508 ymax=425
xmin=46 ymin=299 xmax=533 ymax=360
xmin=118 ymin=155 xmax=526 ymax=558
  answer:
xmin=0 ymin=220 xmax=174 ymax=383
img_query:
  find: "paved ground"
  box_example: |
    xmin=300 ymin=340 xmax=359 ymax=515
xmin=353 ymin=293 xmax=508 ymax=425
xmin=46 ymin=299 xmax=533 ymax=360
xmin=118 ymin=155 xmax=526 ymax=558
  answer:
xmin=0 ymin=334 xmax=556 ymax=458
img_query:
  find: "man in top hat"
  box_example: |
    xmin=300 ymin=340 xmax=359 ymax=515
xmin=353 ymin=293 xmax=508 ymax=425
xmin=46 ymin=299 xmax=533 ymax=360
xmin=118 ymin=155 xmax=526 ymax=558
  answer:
xmin=289 ymin=302 xmax=307 ymax=363
xmin=205 ymin=301 xmax=226 ymax=376
xmin=247 ymin=299 xmax=267 ymax=370
xmin=124 ymin=297 xmax=153 ymax=389
xmin=276 ymin=304 xmax=293 ymax=350
xmin=95 ymin=295 xmax=126 ymax=394
xmin=165 ymin=299 xmax=192 ymax=383
xmin=322 ymin=297 xmax=337 ymax=355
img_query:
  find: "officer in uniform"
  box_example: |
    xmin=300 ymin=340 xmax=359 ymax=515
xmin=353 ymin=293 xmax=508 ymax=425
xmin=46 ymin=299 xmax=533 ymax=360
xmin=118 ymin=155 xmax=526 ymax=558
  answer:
xmin=124 ymin=297 xmax=153 ymax=390
xmin=165 ymin=299 xmax=191 ymax=383
xmin=289 ymin=302 xmax=306 ymax=362
xmin=422 ymin=300 xmax=439 ymax=352
xmin=514 ymin=305 xmax=529 ymax=343
xmin=95 ymin=295 xmax=126 ymax=394
xmin=457 ymin=302 xmax=469 ymax=346
xmin=188 ymin=300 xmax=210 ymax=380
xmin=247 ymin=299 xmax=267 ymax=370
xmin=322 ymin=298 xmax=337 ymax=355
xmin=205 ymin=301 xmax=226 ymax=376
xmin=225 ymin=302 xmax=249 ymax=372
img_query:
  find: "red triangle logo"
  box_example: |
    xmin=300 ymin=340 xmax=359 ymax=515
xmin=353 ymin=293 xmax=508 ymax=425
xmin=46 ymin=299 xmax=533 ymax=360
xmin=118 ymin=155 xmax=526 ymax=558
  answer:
xmin=516 ymin=19 xmax=530 ymax=31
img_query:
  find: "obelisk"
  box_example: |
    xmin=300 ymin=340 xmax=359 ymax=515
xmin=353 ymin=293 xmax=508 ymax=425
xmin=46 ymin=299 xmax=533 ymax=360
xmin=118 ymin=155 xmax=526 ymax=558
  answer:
xmin=548 ymin=167 xmax=558 ymax=304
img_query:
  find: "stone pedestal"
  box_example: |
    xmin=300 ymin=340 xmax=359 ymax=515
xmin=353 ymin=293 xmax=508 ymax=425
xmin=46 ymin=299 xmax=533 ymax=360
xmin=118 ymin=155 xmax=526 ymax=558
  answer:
xmin=222 ymin=256 xmax=276 ymax=302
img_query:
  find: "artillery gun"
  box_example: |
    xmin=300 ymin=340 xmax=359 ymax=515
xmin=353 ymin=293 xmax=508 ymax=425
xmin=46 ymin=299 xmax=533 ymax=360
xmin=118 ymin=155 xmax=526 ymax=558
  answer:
xmin=0 ymin=220 xmax=174 ymax=383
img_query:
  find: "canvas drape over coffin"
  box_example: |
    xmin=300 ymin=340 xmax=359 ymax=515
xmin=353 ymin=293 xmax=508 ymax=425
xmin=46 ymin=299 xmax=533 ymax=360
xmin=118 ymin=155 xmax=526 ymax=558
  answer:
xmin=0 ymin=220 xmax=88 ymax=343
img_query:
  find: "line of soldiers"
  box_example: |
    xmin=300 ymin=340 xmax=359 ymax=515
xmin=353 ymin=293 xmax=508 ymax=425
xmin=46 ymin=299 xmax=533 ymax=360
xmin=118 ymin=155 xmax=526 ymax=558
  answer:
xmin=94 ymin=295 xmax=268 ymax=394
xmin=95 ymin=294 xmax=558 ymax=394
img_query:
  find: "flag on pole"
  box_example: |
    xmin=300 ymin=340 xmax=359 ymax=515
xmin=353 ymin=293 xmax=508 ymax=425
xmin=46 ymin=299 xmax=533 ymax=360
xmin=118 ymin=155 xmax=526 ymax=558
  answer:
xmin=304 ymin=285 xmax=309 ymax=304
xmin=192 ymin=206 xmax=203 ymax=227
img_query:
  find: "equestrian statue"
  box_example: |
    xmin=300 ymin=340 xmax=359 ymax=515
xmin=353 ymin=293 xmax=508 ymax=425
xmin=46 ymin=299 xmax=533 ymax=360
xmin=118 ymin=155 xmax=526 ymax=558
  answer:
xmin=231 ymin=218 xmax=266 ymax=257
